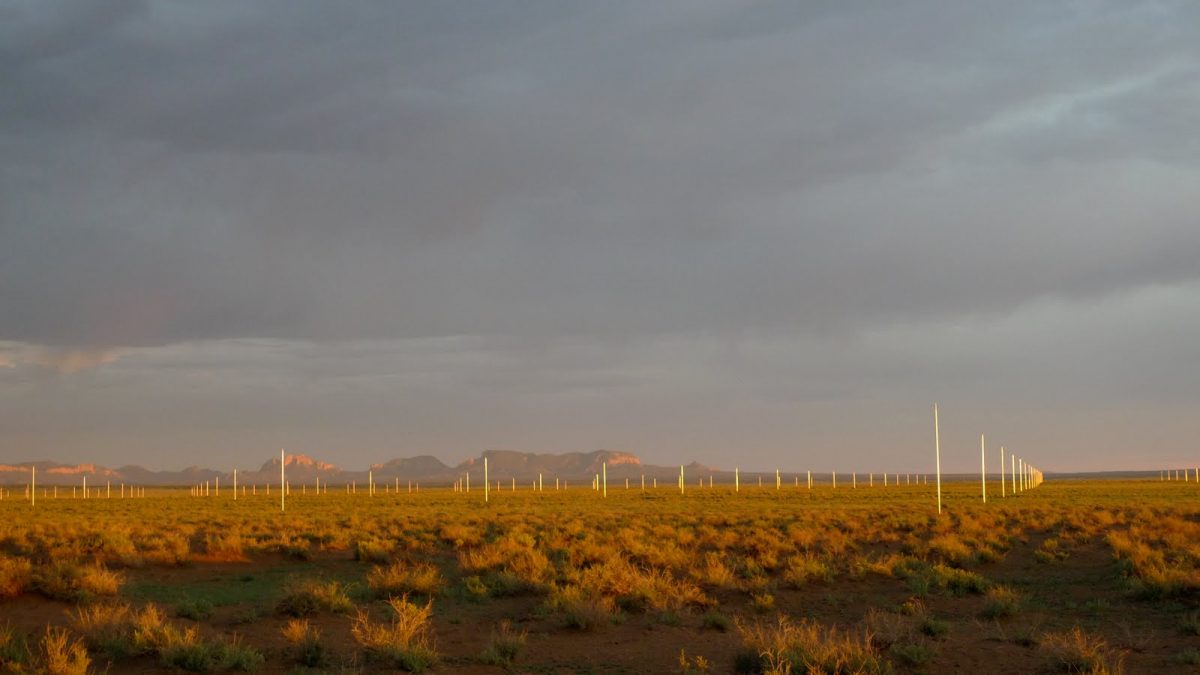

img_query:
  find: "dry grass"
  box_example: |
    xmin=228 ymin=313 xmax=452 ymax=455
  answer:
xmin=736 ymin=615 xmax=889 ymax=674
xmin=352 ymin=595 xmax=437 ymax=672
xmin=368 ymin=561 xmax=443 ymax=597
xmin=480 ymin=620 xmax=527 ymax=666
xmin=3 ymin=479 xmax=1199 ymax=671
xmin=40 ymin=626 xmax=91 ymax=675
xmin=0 ymin=556 xmax=32 ymax=598
xmin=781 ymin=555 xmax=833 ymax=588
xmin=72 ymin=601 xmax=263 ymax=670
xmin=281 ymin=619 xmax=326 ymax=667
xmin=1040 ymin=627 xmax=1125 ymax=674
xmin=982 ymin=585 xmax=1022 ymax=618
xmin=276 ymin=578 xmax=354 ymax=616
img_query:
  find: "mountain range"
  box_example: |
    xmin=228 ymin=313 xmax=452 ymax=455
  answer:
xmin=3 ymin=451 xmax=1126 ymax=488
xmin=0 ymin=450 xmax=723 ymax=487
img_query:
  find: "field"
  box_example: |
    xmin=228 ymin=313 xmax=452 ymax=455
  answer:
xmin=2 ymin=479 xmax=1199 ymax=673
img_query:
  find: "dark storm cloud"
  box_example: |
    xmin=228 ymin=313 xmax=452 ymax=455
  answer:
xmin=1 ymin=1 xmax=1198 ymax=469
xmin=3 ymin=0 xmax=1197 ymax=347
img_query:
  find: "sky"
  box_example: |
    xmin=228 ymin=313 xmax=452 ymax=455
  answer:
xmin=2 ymin=1 xmax=1198 ymax=473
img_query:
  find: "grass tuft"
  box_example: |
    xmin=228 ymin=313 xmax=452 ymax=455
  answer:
xmin=276 ymin=578 xmax=354 ymax=616
xmin=368 ymin=561 xmax=443 ymax=597
xmin=1040 ymin=627 xmax=1124 ymax=674
xmin=282 ymin=619 xmax=327 ymax=667
xmin=352 ymin=595 xmax=437 ymax=672
xmin=480 ymin=620 xmax=527 ymax=666
xmin=40 ymin=626 xmax=91 ymax=675
xmin=736 ymin=615 xmax=889 ymax=674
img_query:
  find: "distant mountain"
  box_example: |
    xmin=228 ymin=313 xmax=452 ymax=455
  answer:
xmin=372 ymin=455 xmax=452 ymax=475
xmin=3 ymin=455 xmax=1146 ymax=487
xmin=460 ymin=449 xmax=641 ymax=479
xmin=0 ymin=450 xmax=709 ymax=487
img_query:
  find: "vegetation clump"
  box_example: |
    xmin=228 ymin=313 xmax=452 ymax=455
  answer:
xmin=480 ymin=620 xmax=527 ymax=666
xmin=352 ymin=595 xmax=438 ymax=672
xmin=276 ymin=578 xmax=354 ymax=616
xmin=1040 ymin=627 xmax=1124 ymax=674
xmin=736 ymin=615 xmax=890 ymax=674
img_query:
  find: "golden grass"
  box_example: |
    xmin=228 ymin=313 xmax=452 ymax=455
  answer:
xmin=352 ymin=595 xmax=437 ymax=671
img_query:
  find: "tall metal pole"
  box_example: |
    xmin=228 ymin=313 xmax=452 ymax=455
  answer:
xmin=981 ymin=434 xmax=987 ymax=503
xmin=934 ymin=404 xmax=942 ymax=514
xmin=280 ymin=449 xmax=286 ymax=512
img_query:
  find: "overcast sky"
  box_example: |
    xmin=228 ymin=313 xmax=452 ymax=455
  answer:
xmin=2 ymin=1 xmax=1198 ymax=473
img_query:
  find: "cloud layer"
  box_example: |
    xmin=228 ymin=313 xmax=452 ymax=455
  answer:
xmin=2 ymin=1 xmax=1197 ymax=470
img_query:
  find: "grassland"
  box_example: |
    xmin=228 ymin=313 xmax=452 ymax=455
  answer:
xmin=1 ymin=479 xmax=1199 ymax=673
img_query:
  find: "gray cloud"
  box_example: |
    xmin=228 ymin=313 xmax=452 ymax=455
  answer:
xmin=1 ymin=1 xmax=1197 ymax=470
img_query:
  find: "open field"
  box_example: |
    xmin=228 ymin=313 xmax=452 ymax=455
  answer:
xmin=2 ymin=480 xmax=1199 ymax=673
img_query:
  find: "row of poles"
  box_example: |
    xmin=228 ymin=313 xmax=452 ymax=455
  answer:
xmin=10 ymin=425 xmax=1046 ymax=515
xmin=8 ymin=409 xmax=1061 ymax=515
xmin=3 ymin=467 xmax=148 ymax=506
xmin=467 ymin=456 xmax=935 ymax=503
xmin=933 ymin=403 xmax=1043 ymax=515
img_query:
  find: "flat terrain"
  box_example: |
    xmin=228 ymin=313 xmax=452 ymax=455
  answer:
xmin=2 ymin=479 xmax=1199 ymax=673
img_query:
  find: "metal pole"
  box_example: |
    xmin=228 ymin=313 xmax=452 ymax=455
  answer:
xmin=934 ymin=404 xmax=942 ymax=514
xmin=981 ymin=434 xmax=987 ymax=503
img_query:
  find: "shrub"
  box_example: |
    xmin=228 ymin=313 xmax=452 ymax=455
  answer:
xmin=736 ymin=616 xmax=889 ymax=674
xmin=982 ymin=586 xmax=1021 ymax=619
xmin=368 ymin=561 xmax=443 ymax=597
xmin=0 ymin=556 xmax=33 ymax=598
xmin=930 ymin=564 xmax=989 ymax=596
xmin=35 ymin=562 xmax=122 ymax=602
xmin=73 ymin=603 xmax=140 ymax=658
xmin=277 ymin=579 xmax=354 ymax=616
xmin=702 ymin=610 xmax=732 ymax=632
xmin=695 ymin=552 xmax=737 ymax=589
xmin=354 ymin=539 xmax=393 ymax=564
xmin=158 ymin=628 xmax=263 ymax=672
xmin=546 ymin=585 xmax=615 ymax=631
xmin=282 ymin=619 xmax=326 ymax=667
xmin=751 ymin=592 xmax=775 ymax=613
xmin=892 ymin=642 xmax=935 ymax=666
xmin=175 ymin=599 xmax=214 ymax=621
xmin=919 ymin=617 xmax=949 ymax=639
xmin=782 ymin=555 xmax=834 ymax=588
xmin=73 ymin=602 xmax=261 ymax=670
xmin=352 ymin=595 xmax=437 ymax=672
xmin=1040 ymin=627 xmax=1124 ymax=674
xmin=927 ymin=534 xmax=974 ymax=566
xmin=463 ymin=575 xmax=490 ymax=601
xmin=0 ymin=623 xmax=30 ymax=668
xmin=480 ymin=620 xmax=526 ymax=666
xmin=1035 ymin=539 xmax=1069 ymax=564
xmin=39 ymin=626 xmax=91 ymax=675
xmin=216 ymin=636 xmax=265 ymax=671
xmin=678 ymin=649 xmax=712 ymax=673
xmin=157 ymin=630 xmax=218 ymax=671
xmin=203 ymin=533 xmax=247 ymax=562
